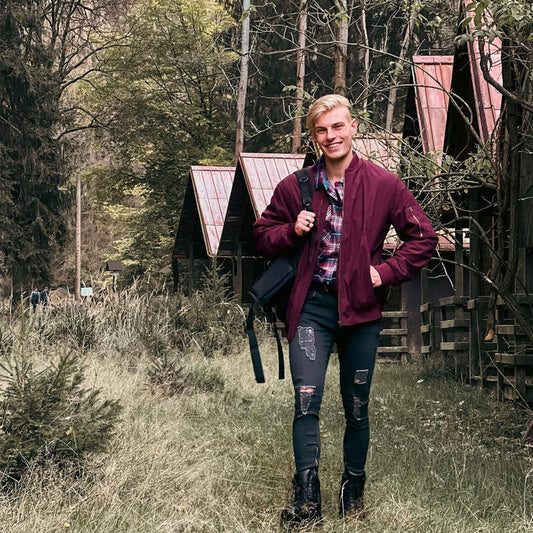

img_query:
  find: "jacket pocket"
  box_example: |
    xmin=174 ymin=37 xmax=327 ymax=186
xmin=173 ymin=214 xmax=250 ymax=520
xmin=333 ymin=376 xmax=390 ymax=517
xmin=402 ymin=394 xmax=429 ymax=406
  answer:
xmin=373 ymin=285 xmax=391 ymax=307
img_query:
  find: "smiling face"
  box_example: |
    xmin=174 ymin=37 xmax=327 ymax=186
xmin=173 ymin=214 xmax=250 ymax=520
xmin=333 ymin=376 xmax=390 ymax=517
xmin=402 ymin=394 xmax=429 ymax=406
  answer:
xmin=311 ymin=106 xmax=357 ymax=167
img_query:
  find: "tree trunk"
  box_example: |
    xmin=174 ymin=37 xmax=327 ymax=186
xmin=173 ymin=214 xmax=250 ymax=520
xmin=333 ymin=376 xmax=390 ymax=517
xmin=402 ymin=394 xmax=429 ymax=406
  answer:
xmin=359 ymin=0 xmax=370 ymax=113
xmin=333 ymin=0 xmax=348 ymax=96
xmin=292 ymin=0 xmax=308 ymax=153
xmin=485 ymin=36 xmax=533 ymax=341
xmin=235 ymin=0 xmax=251 ymax=161
xmin=496 ymin=37 xmax=533 ymax=339
xmin=385 ymin=5 xmax=417 ymax=131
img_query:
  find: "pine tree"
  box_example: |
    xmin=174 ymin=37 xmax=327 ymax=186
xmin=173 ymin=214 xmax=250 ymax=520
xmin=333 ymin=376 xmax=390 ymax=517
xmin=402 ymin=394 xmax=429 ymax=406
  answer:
xmin=0 ymin=348 xmax=122 ymax=483
xmin=0 ymin=1 xmax=68 ymax=293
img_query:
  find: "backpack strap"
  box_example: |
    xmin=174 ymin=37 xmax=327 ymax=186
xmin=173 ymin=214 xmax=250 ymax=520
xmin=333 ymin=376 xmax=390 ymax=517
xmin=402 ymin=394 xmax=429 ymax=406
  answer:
xmin=266 ymin=306 xmax=285 ymax=380
xmin=294 ymin=168 xmax=314 ymax=213
xmin=245 ymin=306 xmax=265 ymax=383
xmin=287 ymin=167 xmax=314 ymax=269
xmin=245 ymin=300 xmax=285 ymax=383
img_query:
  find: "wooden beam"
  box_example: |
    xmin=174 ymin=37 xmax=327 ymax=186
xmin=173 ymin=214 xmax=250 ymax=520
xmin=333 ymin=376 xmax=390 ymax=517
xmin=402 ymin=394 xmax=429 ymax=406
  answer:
xmin=402 ymin=274 xmax=422 ymax=361
xmin=188 ymin=242 xmax=194 ymax=295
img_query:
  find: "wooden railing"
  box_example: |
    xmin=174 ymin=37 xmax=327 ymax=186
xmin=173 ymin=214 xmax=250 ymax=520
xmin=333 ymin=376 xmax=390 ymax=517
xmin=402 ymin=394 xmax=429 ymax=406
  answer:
xmin=378 ymin=310 xmax=409 ymax=362
xmin=421 ymin=294 xmax=533 ymax=403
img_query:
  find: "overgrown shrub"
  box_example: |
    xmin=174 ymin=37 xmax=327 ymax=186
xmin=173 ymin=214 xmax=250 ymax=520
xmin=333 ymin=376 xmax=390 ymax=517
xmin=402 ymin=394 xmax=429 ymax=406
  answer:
xmin=0 ymin=349 xmax=122 ymax=485
xmin=147 ymin=352 xmax=188 ymax=397
xmin=178 ymin=261 xmax=245 ymax=357
xmin=47 ymin=305 xmax=99 ymax=352
xmin=147 ymin=352 xmax=225 ymax=397
xmin=143 ymin=264 xmax=238 ymax=394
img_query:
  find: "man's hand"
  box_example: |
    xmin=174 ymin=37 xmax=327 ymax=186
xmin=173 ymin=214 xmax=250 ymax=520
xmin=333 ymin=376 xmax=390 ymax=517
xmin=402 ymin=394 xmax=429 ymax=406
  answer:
xmin=370 ymin=265 xmax=382 ymax=287
xmin=295 ymin=210 xmax=316 ymax=237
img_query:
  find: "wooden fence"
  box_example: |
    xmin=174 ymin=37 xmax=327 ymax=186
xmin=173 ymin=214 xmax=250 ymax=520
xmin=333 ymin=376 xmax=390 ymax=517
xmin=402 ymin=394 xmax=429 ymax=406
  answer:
xmin=421 ymin=294 xmax=533 ymax=403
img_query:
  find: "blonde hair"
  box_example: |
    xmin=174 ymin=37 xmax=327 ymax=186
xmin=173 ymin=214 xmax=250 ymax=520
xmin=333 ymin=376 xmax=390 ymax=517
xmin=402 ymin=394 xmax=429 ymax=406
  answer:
xmin=306 ymin=94 xmax=352 ymax=131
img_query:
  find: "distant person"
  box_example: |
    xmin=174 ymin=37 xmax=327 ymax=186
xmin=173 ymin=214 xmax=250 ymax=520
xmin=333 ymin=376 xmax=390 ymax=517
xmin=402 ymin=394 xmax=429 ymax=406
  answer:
xmin=40 ymin=286 xmax=50 ymax=309
xmin=30 ymin=288 xmax=40 ymax=313
xmin=253 ymin=94 xmax=438 ymax=528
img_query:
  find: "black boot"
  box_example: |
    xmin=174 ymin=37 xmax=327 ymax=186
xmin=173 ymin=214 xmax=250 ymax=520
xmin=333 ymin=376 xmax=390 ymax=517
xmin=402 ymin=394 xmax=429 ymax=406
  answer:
xmin=339 ymin=470 xmax=365 ymax=520
xmin=280 ymin=468 xmax=322 ymax=530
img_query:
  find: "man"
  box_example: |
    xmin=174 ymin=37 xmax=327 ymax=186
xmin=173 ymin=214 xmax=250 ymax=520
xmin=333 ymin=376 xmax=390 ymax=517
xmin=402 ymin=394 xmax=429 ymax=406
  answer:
xmin=40 ymin=286 xmax=50 ymax=309
xmin=30 ymin=288 xmax=40 ymax=313
xmin=253 ymin=94 xmax=437 ymax=528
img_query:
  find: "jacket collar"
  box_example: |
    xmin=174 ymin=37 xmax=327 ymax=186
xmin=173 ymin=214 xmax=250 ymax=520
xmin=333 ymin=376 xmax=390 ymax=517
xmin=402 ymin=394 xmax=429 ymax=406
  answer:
xmin=315 ymin=150 xmax=361 ymax=190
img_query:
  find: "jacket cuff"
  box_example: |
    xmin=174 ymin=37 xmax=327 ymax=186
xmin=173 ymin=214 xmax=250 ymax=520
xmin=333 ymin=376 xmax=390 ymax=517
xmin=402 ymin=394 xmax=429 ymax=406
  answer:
xmin=290 ymin=223 xmax=300 ymax=243
xmin=374 ymin=262 xmax=395 ymax=286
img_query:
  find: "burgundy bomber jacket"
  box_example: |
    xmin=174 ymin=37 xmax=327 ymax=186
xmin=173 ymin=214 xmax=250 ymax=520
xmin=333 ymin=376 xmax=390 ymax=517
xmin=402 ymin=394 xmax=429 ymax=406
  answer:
xmin=252 ymin=153 xmax=438 ymax=342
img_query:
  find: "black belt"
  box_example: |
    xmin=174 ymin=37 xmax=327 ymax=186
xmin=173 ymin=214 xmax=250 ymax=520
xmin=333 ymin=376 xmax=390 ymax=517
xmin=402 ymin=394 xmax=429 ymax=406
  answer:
xmin=311 ymin=281 xmax=337 ymax=295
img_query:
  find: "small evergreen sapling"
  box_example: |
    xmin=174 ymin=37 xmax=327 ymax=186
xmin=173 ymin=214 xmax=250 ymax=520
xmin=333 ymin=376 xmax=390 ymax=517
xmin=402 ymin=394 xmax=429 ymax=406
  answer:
xmin=0 ymin=351 xmax=122 ymax=485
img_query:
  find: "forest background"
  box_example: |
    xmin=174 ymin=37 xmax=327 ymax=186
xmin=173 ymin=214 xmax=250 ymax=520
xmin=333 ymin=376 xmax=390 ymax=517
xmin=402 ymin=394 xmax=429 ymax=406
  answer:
xmin=1 ymin=0 xmax=532 ymax=309
xmin=0 ymin=0 xmax=466 ymax=294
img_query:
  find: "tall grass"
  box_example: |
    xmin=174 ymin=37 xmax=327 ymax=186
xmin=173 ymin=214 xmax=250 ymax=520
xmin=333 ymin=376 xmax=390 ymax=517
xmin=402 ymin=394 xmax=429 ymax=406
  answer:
xmin=0 ymin=285 xmax=532 ymax=532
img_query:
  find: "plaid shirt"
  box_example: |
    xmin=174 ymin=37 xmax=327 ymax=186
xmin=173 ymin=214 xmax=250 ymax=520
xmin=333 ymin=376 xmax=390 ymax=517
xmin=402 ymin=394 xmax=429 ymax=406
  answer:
xmin=313 ymin=158 xmax=344 ymax=285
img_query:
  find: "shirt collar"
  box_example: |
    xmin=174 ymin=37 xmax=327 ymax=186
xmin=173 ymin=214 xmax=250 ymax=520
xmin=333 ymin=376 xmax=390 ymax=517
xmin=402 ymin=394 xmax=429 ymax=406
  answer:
xmin=315 ymin=156 xmax=326 ymax=190
xmin=315 ymin=155 xmax=347 ymax=191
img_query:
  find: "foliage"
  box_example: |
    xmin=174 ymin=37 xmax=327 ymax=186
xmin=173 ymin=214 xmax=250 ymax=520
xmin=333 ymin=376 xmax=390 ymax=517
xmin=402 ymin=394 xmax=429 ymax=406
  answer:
xmin=87 ymin=265 xmax=244 ymax=360
xmin=40 ymin=305 xmax=98 ymax=353
xmin=238 ymin=0 xmax=461 ymax=152
xmin=145 ymin=263 xmax=242 ymax=394
xmin=177 ymin=261 xmax=245 ymax=358
xmin=82 ymin=0 xmax=237 ymax=281
xmin=0 ymin=345 xmax=122 ymax=485
xmin=0 ymin=1 xmax=68 ymax=291
xmin=147 ymin=353 xmax=225 ymax=397
xmin=146 ymin=353 xmax=188 ymax=397
xmin=0 ymin=1 xmax=128 ymax=292
xmin=26 ymin=271 xmax=243 ymax=396
xmin=453 ymin=0 xmax=533 ymax=338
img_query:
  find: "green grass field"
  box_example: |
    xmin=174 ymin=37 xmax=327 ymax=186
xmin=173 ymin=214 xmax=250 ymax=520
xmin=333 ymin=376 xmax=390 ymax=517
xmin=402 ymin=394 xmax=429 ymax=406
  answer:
xmin=1 ymin=294 xmax=532 ymax=532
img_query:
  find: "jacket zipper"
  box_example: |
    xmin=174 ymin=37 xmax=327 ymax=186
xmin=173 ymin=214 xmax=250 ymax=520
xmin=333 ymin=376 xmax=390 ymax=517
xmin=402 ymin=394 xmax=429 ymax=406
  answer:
xmin=337 ymin=193 xmax=345 ymax=327
xmin=409 ymin=206 xmax=423 ymax=237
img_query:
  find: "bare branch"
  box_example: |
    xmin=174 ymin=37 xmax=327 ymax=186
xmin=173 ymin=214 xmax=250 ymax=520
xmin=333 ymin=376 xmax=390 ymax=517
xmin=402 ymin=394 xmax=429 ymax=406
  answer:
xmin=477 ymin=36 xmax=533 ymax=114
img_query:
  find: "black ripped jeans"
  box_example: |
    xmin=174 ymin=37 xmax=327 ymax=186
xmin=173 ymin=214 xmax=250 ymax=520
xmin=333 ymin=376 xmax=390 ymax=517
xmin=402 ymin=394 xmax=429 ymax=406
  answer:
xmin=289 ymin=287 xmax=382 ymax=474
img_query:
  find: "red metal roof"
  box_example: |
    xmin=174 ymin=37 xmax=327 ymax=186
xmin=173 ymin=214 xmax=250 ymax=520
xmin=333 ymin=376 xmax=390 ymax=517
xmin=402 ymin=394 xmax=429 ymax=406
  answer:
xmin=173 ymin=166 xmax=234 ymax=258
xmin=217 ymin=153 xmax=306 ymax=258
xmin=466 ymin=6 xmax=503 ymax=142
xmin=240 ymin=153 xmax=306 ymax=218
xmin=191 ymin=166 xmax=234 ymax=256
xmin=412 ymin=56 xmax=454 ymax=154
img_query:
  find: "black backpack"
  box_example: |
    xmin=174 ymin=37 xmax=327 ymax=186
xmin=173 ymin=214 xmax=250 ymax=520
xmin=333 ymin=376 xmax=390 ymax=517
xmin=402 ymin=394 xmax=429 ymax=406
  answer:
xmin=245 ymin=168 xmax=314 ymax=383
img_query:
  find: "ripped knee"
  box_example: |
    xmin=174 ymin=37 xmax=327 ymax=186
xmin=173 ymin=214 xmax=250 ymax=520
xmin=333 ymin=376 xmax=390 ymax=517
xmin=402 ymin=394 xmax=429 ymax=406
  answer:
xmin=352 ymin=397 xmax=369 ymax=421
xmin=342 ymin=395 xmax=369 ymax=423
xmin=297 ymin=326 xmax=316 ymax=361
xmin=296 ymin=385 xmax=317 ymax=416
xmin=354 ymin=369 xmax=369 ymax=385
